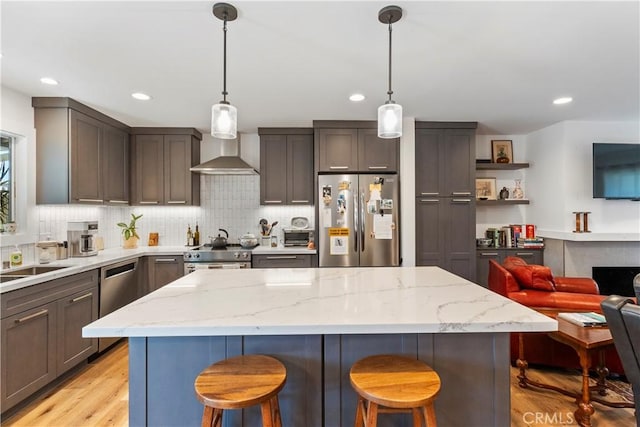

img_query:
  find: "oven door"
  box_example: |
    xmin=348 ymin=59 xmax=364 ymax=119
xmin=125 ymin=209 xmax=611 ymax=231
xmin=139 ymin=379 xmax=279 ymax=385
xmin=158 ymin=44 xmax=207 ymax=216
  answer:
xmin=184 ymin=262 xmax=250 ymax=274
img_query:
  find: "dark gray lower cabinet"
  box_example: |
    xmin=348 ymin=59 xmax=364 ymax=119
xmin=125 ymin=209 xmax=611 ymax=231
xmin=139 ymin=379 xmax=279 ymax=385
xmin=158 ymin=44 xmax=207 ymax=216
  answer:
xmin=0 ymin=270 xmax=99 ymax=412
xmin=476 ymin=248 xmax=544 ymax=287
xmin=147 ymin=256 xmax=184 ymax=292
xmin=252 ymin=254 xmax=314 ymax=268
xmin=416 ymin=197 xmax=476 ymax=281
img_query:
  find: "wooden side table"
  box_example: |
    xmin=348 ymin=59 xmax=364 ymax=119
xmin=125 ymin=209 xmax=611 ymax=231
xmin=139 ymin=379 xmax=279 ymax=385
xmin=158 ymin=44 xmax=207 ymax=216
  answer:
xmin=516 ymin=318 xmax=634 ymax=427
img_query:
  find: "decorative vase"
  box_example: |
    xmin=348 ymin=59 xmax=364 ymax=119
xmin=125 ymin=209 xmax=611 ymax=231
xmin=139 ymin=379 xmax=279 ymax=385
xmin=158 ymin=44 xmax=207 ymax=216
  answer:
xmin=512 ymin=179 xmax=524 ymax=199
xmin=123 ymin=236 xmax=139 ymax=249
xmin=499 ymin=187 xmax=509 ymax=200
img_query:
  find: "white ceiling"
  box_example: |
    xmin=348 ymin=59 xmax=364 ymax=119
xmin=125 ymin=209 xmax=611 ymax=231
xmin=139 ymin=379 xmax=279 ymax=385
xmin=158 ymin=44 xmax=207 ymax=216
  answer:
xmin=1 ymin=1 xmax=638 ymax=135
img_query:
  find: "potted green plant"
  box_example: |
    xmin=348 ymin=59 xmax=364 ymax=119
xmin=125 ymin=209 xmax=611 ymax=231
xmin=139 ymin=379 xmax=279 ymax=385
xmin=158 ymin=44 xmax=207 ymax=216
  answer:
xmin=118 ymin=213 xmax=143 ymax=249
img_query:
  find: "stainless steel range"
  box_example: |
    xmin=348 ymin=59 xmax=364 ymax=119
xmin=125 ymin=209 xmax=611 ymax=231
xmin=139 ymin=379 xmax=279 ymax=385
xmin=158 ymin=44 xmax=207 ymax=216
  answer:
xmin=183 ymin=244 xmax=252 ymax=274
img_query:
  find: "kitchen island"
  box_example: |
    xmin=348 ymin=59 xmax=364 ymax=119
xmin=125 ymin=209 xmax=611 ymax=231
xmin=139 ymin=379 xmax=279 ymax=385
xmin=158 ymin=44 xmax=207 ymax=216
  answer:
xmin=83 ymin=267 xmax=556 ymax=427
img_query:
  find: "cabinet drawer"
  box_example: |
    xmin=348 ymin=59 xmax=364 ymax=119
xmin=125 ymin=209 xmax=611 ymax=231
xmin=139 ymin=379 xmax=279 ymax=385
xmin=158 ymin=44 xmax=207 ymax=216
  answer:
xmin=252 ymin=255 xmax=313 ymax=269
xmin=1 ymin=270 xmax=99 ymax=319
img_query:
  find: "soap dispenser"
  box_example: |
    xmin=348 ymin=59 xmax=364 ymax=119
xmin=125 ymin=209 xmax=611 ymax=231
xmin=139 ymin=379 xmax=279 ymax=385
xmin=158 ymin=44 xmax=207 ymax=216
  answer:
xmin=10 ymin=245 xmax=23 ymax=267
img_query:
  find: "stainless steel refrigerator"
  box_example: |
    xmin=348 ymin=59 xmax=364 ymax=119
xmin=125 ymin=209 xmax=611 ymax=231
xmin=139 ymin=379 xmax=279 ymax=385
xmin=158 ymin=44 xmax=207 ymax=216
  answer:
xmin=318 ymin=174 xmax=400 ymax=267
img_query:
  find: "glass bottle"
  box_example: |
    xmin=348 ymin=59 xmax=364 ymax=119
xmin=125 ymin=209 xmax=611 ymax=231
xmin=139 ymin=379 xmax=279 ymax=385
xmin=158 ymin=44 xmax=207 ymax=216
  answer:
xmin=194 ymin=222 xmax=200 ymax=246
xmin=187 ymin=225 xmax=193 ymax=246
xmin=512 ymin=179 xmax=524 ymax=199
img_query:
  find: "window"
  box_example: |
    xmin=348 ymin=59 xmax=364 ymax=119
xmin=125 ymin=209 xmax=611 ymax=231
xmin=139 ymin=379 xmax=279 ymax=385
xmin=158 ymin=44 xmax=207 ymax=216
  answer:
xmin=0 ymin=134 xmax=14 ymax=228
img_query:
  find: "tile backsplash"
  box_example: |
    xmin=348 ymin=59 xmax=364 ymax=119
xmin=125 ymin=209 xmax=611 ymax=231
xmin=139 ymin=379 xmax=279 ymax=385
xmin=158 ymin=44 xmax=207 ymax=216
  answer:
xmin=28 ymin=175 xmax=313 ymax=250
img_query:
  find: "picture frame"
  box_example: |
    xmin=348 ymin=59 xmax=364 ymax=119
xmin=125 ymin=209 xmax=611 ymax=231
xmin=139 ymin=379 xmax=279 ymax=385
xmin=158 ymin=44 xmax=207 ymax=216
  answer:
xmin=476 ymin=178 xmax=497 ymax=200
xmin=491 ymin=140 xmax=513 ymax=164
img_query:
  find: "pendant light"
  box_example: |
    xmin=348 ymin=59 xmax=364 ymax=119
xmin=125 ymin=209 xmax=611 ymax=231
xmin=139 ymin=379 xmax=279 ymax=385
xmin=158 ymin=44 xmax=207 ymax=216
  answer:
xmin=377 ymin=5 xmax=403 ymax=139
xmin=211 ymin=3 xmax=238 ymax=139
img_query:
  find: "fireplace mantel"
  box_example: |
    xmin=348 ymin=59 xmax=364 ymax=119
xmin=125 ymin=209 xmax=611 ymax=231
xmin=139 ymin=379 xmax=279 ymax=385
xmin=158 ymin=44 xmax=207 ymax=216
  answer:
xmin=537 ymin=230 xmax=640 ymax=242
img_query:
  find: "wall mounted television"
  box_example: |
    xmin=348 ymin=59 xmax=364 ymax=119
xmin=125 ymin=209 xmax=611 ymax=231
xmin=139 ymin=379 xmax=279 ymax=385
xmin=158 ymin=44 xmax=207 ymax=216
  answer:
xmin=592 ymin=142 xmax=640 ymax=200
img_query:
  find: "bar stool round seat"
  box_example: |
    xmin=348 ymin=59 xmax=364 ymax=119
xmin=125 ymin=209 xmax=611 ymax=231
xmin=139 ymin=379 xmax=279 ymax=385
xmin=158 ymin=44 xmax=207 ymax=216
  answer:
xmin=194 ymin=354 xmax=286 ymax=427
xmin=350 ymin=354 xmax=441 ymax=427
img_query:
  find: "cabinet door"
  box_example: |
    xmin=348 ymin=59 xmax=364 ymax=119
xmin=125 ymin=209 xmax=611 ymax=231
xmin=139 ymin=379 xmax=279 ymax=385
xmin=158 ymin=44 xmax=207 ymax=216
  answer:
xmin=476 ymin=250 xmax=501 ymax=287
xmin=443 ymin=129 xmax=475 ymax=197
xmin=287 ymin=134 xmax=314 ymax=204
xmin=70 ymin=110 xmax=103 ymax=203
xmin=103 ymin=125 xmax=129 ymax=204
xmin=445 ymin=198 xmax=476 ymax=281
xmin=1 ymin=302 xmax=57 ymax=412
xmin=260 ymin=134 xmax=288 ymax=205
xmin=415 ymin=129 xmax=444 ymax=197
xmin=415 ymin=198 xmax=445 ymax=267
xmin=252 ymin=254 xmax=313 ymax=268
xmin=133 ymin=134 xmax=164 ymax=205
xmin=317 ymin=129 xmax=358 ymax=172
xmin=357 ymin=129 xmax=398 ymax=172
xmin=164 ymin=135 xmax=192 ymax=205
xmin=57 ymin=286 xmax=99 ymax=375
xmin=509 ymin=249 xmax=544 ymax=265
xmin=148 ymin=256 xmax=184 ymax=293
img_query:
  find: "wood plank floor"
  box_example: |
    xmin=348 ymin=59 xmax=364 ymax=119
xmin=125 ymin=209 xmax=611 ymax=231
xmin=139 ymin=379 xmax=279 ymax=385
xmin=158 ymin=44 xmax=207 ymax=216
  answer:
xmin=2 ymin=340 xmax=636 ymax=426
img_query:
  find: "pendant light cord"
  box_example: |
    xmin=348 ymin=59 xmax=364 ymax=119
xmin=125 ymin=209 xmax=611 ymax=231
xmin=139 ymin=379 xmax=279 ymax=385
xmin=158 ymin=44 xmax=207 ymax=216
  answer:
xmin=387 ymin=20 xmax=393 ymax=102
xmin=222 ymin=12 xmax=228 ymax=103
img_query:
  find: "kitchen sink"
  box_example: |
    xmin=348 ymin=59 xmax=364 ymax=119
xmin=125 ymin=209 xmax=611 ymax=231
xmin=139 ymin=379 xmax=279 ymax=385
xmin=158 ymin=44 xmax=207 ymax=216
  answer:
xmin=0 ymin=265 xmax=70 ymax=283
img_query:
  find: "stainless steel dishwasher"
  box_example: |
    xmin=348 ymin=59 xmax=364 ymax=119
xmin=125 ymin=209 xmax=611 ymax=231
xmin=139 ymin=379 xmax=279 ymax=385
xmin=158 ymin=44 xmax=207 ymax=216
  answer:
xmin=99 ymin=259 xmax=138 ymax=352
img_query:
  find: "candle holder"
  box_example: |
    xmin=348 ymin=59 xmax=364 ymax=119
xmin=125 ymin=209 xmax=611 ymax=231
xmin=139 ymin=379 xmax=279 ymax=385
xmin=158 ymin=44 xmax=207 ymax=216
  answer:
xmin=572 ymin=211 xmax=592 ymax=233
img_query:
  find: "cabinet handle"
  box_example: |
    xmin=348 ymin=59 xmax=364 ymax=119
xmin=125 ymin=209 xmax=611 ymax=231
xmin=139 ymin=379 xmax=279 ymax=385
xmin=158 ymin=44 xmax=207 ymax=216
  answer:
xmin=265 ymin=256 xmax=298 ymax=260
xmin=155 ymin=258 xmax=176 ymax=263
xmin=290 ymin=200 xmax=309 ymax=204
xmin=419 ymin=199 xmax=439 ymax=203
xmin=515 ymin=252 xmax=534 ymax=256
xmin=78 ymin=198 xmax=104 ymax=203
xmin=420 ymin=192 xmax=439 ymax=196
xmin=15 ymin=309 xmax=48 ymax=324
xmin=71 ymin=292 xmax=92 ymax=303
xmin=452 ymin=192 xmax=472 ymax=196
xmin=452 ymin=199 xmax=471 ymax=203
xmin=263 ymin=200 xmax=282 ymax=204
xmin=368 ymin=166 xmax=388 ymax=170
xmin=139 ymin=201 xmax=159 ymax=204
xmin=480 ymin=252 xmax=499 ymax=256
xmin=329 ymin=166 xmax=349 ymax=170
xmin=108 ymin=200 xmax=129 ymax=204
xmin=167 ymin=201 xmax=186 ymax=204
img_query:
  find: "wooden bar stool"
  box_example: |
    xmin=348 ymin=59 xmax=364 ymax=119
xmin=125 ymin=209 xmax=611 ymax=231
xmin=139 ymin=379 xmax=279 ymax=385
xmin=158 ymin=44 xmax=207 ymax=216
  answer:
xmin=194 ymin=354 xmax=286 ymax=427
xmin=350 ymin=354 xmax=441 ymax=427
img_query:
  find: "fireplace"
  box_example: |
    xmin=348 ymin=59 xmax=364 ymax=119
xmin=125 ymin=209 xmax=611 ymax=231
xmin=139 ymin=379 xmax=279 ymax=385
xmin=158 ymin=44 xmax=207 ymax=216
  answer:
xmin=592 ymin=266 xmax=640 ymax=297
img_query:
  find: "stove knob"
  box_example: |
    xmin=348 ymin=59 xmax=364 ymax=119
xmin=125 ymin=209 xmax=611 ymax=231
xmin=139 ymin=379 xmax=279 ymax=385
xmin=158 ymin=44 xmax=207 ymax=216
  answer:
xmin=242 ymin=252 xmax=249 ymax=259
xmin=234 ymin=252 xmax=240 ymax=259
xmin=194 ymin=253 xmax=200 ymax=259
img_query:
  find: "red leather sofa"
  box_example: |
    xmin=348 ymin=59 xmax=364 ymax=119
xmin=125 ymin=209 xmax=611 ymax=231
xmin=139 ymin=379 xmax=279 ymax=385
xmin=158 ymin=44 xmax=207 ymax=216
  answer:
xmin=488 ymin=256 xmax=625 ymax=374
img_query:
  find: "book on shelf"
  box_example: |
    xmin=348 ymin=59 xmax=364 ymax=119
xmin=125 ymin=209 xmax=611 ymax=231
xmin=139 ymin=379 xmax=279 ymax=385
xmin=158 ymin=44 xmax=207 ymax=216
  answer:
xmin=557 ymin=312 xmax=607 ymax=327
xmin=516 ymin=236 xmax=545 ymax=248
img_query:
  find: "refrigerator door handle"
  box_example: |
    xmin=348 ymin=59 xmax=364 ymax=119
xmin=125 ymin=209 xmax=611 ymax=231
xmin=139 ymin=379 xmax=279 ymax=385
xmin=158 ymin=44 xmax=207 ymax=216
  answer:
xmin=353 ymin=190 xmax=358 ymax=252
xmin=360 ymin=191 xmax=366 ymax=252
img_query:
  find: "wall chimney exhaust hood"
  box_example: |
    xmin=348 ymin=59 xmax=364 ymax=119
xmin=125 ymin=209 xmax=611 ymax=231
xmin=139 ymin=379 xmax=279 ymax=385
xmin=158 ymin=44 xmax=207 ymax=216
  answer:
xmin=190 ymin=134 xmax=258 ymax=175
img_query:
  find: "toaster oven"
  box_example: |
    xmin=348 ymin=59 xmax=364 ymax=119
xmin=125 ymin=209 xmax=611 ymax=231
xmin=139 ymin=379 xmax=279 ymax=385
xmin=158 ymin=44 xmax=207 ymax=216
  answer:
xmin=283 ymin=228 xmax=314 ymax=247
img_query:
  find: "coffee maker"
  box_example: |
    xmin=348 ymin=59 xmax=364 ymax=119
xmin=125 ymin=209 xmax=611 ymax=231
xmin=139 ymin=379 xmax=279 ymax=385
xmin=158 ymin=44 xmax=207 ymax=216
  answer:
xmin=67 ymin=221 xmax=98 ymax=257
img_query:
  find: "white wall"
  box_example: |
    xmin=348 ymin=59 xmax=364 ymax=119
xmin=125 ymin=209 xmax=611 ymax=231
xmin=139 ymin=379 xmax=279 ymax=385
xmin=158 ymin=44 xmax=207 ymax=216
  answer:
xmin=528 ymin=120 xmax=640 ymax=234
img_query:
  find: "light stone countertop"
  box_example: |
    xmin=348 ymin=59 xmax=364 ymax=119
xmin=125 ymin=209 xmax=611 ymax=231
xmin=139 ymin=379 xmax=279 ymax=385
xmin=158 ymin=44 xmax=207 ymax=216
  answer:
xmin=83 ymin=266 xmax=557 ymax=337
xmin=0 ymin=246 xmax=188 ymax=293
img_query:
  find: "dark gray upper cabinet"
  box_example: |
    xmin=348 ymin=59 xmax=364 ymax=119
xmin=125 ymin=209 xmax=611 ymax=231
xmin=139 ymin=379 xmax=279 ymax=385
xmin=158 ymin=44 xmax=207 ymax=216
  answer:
xmin=130 ymin=129 xmax=201 ymax=206
xmin=314 ymin=121 xmax=399 ymax=173
xmin=259 ymin=128 xmax=314 ymax=205
xmin=33 ymin=97 xmax=131 ymax=205
xmin=415 ymin=125 xmax=476 ymax=197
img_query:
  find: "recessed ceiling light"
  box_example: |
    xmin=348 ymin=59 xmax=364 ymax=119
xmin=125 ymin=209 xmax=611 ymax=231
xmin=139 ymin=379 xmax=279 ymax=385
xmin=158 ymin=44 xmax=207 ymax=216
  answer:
xmin=553 ymin=97 xmax=573 ymax=105
xmin=40 ymin=77 xmax=59 ymax=85
xmin=349 ymin=93 xmax=365 ymax=102
xmin=131 ymin=92 xmax=151 ymax=101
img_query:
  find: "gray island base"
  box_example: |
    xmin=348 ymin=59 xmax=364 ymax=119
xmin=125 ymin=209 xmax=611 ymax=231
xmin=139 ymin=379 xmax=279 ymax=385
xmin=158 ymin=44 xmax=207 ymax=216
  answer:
xmin=84 ymin=267 xmax=556 ymax=426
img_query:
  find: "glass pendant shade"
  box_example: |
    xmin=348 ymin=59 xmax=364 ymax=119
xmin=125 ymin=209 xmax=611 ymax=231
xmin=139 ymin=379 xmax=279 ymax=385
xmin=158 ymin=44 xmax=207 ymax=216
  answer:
xmin=211 ymin=103 xmax=237 ymax=139
xmin=377 ymin=102 xmax=403 ymax=138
